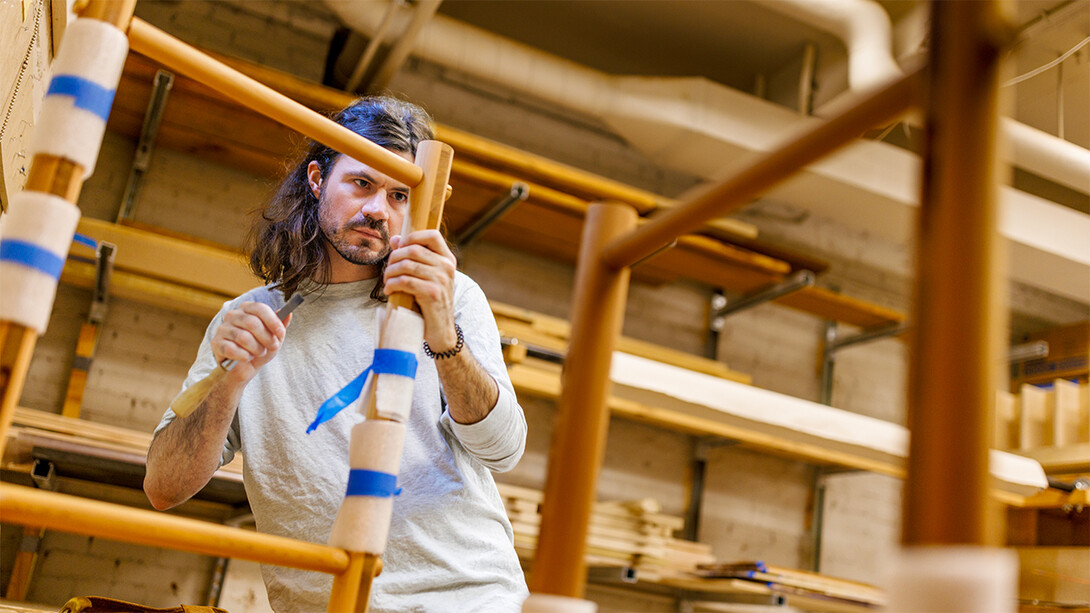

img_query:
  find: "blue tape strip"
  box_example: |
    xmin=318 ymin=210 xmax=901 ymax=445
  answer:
xmin=47 ymin=75 xmax=115 ymax=122
xmin=307 ymin=348 xmax=418 ymax=433
xmin=72 ymin=233 xmax=97 ymax=249
xmin=346 ymin=469 xmax=401 ymax=497
xmin=372 ymin=348 xmax=418 ymax=376
xmin=0 ymin=240 xmax=65 ymax=279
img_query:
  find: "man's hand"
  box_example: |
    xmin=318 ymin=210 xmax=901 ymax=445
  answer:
xmin=211 ymin=301 xmax=290 ymax=383
xmin=384 ymin=230 xmax=458 ymax=352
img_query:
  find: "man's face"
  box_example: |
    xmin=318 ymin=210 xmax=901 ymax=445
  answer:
xmin=308 ymin=153 xmax=412 ymax=276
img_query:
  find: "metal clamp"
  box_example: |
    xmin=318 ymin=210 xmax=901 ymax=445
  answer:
xmin=455 ymin=182 xmax=529 ymax=247
xmin=117 ymin=69 xmax=174 ymax=222
xmin=710 ymin=270 xmax=815 ymax=330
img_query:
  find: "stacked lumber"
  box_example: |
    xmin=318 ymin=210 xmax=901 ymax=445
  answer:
xmin=695 ymin=561 xmax=886 ymax=609
xmin=3 ymin=407 xmax=243 ymax=476
xmin=496 ymin=483 xmax=715 ymax=580
xmin=996 ymin=380 xmax=1090 ymax=474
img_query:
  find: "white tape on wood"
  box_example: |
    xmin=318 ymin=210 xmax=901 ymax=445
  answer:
xmin=374 ymin=306 xmax=424 ymax=422
xmin=0 ymin=191 xmax=81 ymax=333
xmin=28 ymin=18 xmax=128 ymax=177
xmin=328 ymin=420 xmax=406 ymax=554
xmin=886 ymin=546 xmax=1017 ymax=613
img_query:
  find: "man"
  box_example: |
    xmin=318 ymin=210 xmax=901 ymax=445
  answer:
xmin=145 ymin=97 xmax=529 ymax=613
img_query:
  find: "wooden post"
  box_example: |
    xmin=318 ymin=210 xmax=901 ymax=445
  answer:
xmin=0 ymin=0 xmax=135 ymax=454
xmin=904 ymin=0 xmax=1014 ymax=547
xmin=530 ymin=201 xmax=638 ymax=597
xmin=329 ymin=140 xmax=453 ymax=613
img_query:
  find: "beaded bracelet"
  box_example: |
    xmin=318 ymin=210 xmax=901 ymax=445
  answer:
xmin=423 ymin=323 xmax=464 ymax=359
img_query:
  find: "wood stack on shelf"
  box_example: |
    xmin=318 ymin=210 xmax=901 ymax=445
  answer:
xmin=496 ymin=482 xmax=715 ymax=581
xmin=2 ymin=407 xmax=243 ymax=480
xmin=694 ymin=561 xmax=886 ymax=609
xmin=996 ymin=379 xmax=1090 ymax=476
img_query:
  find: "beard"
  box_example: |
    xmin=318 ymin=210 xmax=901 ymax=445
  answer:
xmin=317 ymin=191 xmax=391 ymax=267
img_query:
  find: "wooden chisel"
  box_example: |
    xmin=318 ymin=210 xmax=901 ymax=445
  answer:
xmin=169 ymin=294 xmax=304 ymax=417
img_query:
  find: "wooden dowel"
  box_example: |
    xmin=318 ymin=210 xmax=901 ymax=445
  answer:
xmin=24 ymin=154 xmax=84 ymax=201
xmin=601 ymin=70 xmax=922 ymax=271
xmin=1 ymin=153 xmax=88 ymax=457
xmin=531 ymin=201 xmax=637 ymax=597
xmin=903 ymin=1 xmax=1013 ymax=547
xmin=387 ymin=140 xmax=454 ymax=312
xmin=328 ymin=552 xmax=367 ymax=613
xmin=0 ymin=484 xmax=350 ymax=574
xmin=77 ymin=0 xmax=138 ymax=29
xmin=126 ymin=18 xmax=424 ymax=188
xmin=0 ymin=324 xmax=38 ymax=455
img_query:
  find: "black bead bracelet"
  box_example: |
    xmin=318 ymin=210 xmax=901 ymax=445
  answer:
xmin=423 ymin=323 xmax=464 ymax=359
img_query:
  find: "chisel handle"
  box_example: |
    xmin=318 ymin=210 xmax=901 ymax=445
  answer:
xmin=169 ymin=294 xmax=304 ymax=417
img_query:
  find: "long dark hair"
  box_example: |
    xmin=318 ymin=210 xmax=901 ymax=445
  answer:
xmin=248 ymin=96 xmax=434 ymax=299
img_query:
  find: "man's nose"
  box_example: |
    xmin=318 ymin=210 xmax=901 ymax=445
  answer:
xmin=358 ymin=192 xmax=389 ymax=219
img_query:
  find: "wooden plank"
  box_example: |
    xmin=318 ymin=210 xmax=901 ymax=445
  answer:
xmin=996 ymin=389 xmax=1020 ymax=451
xmin=491 ymin=302 xmax=751 ymax=384
xmin=1053 ymin=379 xmax=1084 ymax=447
xmin=1015 ymin=443 xmax=1090 ymax=474
xmin=61 ymin=259 xmax=228 ymax=319
xmin=1020 ymin=384 xmax=1055 ymax=450
xmin=75 ymin=218 xmax=259 ymax=297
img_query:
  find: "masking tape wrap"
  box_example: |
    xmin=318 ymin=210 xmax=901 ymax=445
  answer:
xmin=0 ymin=192 xmax=81 ymax=333
xmin=886 ymin=546 xmax=1018 ymax=613
xmin=373 ymin=306 xmax=424 ymax=422
xmin=328 ymin=420 xmax=406 ymax=554
xmin=28 ymin=18 xmax=129 ymax=178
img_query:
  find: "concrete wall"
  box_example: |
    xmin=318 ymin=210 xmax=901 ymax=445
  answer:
xmin=0 ymin=1 xmax=974 ymax=610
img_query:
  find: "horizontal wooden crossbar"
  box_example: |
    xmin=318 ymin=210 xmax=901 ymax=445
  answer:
xmin=0 ymin=483 xmax=350 ymax=574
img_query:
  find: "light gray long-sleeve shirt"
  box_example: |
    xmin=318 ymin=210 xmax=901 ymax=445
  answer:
xmin=156 ymin=273 xmax=529 ymax=612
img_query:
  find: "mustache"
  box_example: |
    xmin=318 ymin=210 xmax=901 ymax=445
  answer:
xmin=346 ymin=216 xmax=389 ymax=240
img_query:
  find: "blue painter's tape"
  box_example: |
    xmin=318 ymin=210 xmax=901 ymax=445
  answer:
xmin=372 ymin=348 xmax=418 ymax=377
xmin=0 ymin=240 xmax=65 ymax=279
xmin=47 ymin=75 xmax=115 ymax=122
xmin=72 ymin=233 xmax=97 ymax=249
xmin=307 ymin=348 xmax=418 ymax=433
xmin=346 ymin=469 xmax=401 ymax=498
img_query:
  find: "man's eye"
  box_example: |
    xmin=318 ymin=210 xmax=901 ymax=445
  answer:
xmin=354 ymin=179 xmax=371 ymax=189
xmin=391 ymin=192 xmax=409 ymax=204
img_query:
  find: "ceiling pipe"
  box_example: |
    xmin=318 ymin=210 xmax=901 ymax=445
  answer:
xmin=768 ymin=0 xmax=1089 ymax=195
xmin=762 ymin=0 xmax=901 ymax=92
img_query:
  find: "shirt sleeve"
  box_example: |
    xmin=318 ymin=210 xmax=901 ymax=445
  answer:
xmin=153 ymin=300 xmax=243 ymax=467
xmin=439 ymin=274 xmax=527 ymax=473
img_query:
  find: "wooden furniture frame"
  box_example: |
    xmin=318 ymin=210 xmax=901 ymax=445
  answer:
xmin=0 ymin=2 xmax=450 ymax=612
xmin=0 ymin=0 xmax=1016 ymax=611
xmin=528 ymin=1 xmax=1016 ymax=602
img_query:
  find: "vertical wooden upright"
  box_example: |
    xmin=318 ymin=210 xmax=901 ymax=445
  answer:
xmin=904 ymin=0 xmax=1013 ymax=547
xmin=531 ymin=201 xmax=638 ymax=597
xmin=0 ymin=1 xmax=137 ymax=454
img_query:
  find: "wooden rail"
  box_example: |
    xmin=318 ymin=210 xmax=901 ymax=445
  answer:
xmin=0 ymin=484 xmax=349 ymax=573
xmin=126 ymin=18 xmax=424 ymax=188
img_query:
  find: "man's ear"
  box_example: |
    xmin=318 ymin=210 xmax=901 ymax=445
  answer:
xmin=306 ymin=161 xmax=322 ymax=199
